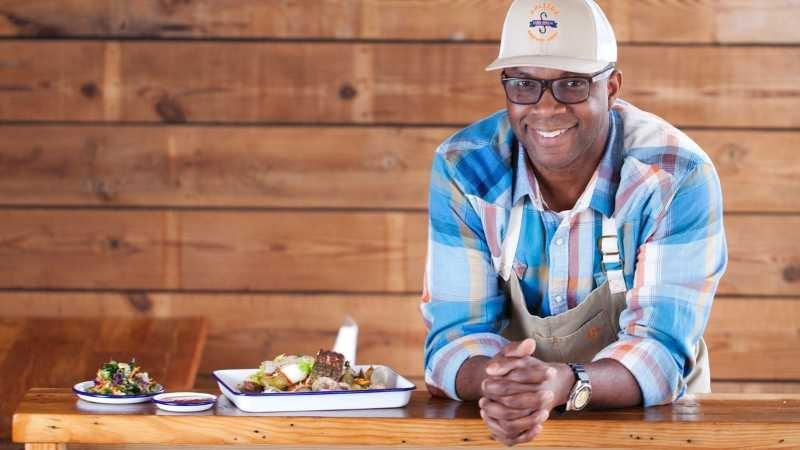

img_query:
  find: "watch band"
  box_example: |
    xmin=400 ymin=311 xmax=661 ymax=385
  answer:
xmin=565 ymin=363 xmax=592 ymax=411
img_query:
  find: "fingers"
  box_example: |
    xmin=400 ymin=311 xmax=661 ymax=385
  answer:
xmin=479 ymin=397 xmax=533 ymax=420
xmin=489 ymin=389 xmax=555 ymax=410
xmin=486 ymin=357 xmax=555 ymax=381
xmin=505 ymin=423 xmax=544 ymax=446
xmin=502 ymin=338 xmax=536 ymax=358
xmin=480 ymin=406 xmax=549 ymax=446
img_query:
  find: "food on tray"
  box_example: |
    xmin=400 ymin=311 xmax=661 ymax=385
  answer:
xmin=87 ymin=359 xmax=163 ymax=395
xmin=238 ymin=349 xmax=389 ymax=393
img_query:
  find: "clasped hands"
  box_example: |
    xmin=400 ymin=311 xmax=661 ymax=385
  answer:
xmin=479 ymin=338 xmax=562 ymax=446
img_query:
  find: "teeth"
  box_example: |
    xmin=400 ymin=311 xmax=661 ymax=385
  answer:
xmin=536 ymin=128 xmax=568 ymax=138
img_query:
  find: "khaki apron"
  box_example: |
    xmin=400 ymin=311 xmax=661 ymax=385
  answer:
xmin=497 ymin=201 xmax=710 ymax=395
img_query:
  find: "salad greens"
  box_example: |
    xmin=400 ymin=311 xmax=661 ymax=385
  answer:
xmin=87 ymin=359 xmax=163 ymax=395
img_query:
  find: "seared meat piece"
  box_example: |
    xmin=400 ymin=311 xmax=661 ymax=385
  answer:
xmin=311 ymin=350 xmax=345 ymax=380
xmin=239 ymin=380 xmax=263 ymax=393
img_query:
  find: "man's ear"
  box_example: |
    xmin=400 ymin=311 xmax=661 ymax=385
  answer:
xmin=607 ymin=70 xmax=623 ymax=108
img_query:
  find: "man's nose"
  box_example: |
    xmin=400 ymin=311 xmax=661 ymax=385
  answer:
xmin=534 ymin=86 xmax=567 ymax=114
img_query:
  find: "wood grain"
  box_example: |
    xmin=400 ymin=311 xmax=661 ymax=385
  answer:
xmin=0 ymin=1 xmax=797 ymax=44
xmin=713 ymin=381 xmax=800 ymax=394
xmin=0 ymin=125 xmax=437 ymax=209
xmin=0 ymin=209 xmax=425 ymax=292
xmin=1 ymin=293 xmax=798 ymax=383
xmin=0 ymin=317 xmax=207 ymax=441
xmin=2 ymin=42 xmax=799 ymax=127
xmin=0 ymin=125 xmax=798 ymax=213
xmin=12 ymin=389 xmax=800 ymax=448
xmin=0 ymin=210 xmax=796 ymax=295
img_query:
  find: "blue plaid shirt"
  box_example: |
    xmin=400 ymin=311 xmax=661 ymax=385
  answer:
xmin=421 ymin=100 xmax=728 ymax=406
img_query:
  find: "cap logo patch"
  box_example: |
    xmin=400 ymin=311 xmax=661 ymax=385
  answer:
xmin=528 ymin=2 xmax=560 ymax=42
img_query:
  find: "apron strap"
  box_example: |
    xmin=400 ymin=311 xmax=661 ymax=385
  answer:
xmin=499 ymin=202 xmax=628 ymax=294
xmin=600 ymin=215 xmax=627 ymax=294
xmin=499 ymin=200 xmax=524 ymax=282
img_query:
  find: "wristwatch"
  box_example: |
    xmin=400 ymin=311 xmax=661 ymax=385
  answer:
xmin=565 ymin=363 xmax=592 ymax=411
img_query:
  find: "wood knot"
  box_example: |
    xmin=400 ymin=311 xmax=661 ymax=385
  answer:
xmin=126 ymin=291 xmax=152 ymax=313
xmin=108 ymin=238 xmax=121 ymax=250
xmin=783 ymin=265 xmax=800 ymax=282
xmin=155 ymin=95 xmax=187 ymax=123
xmin=81 ymin=82 xmax=99 ymax=99
xmin=338 ymin=83 xmax=357 ymax=100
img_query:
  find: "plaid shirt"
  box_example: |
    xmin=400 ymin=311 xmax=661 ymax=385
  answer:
xmin=421 ymin=99 xmax=728 ymax=406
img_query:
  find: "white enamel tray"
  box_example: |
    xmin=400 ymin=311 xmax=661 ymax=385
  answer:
xmin=213 ymin=366 xmax=416 ymax=413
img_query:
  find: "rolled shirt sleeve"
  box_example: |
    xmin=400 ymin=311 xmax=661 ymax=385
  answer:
xmin=594 ymin=162 xmax=728 ymax=406
xmin=421 ymin=148 xmax=509 ymax=400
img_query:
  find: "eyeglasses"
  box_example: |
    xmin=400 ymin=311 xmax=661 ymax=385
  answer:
xmin=500 ymin=65 xmax=615 ymax=105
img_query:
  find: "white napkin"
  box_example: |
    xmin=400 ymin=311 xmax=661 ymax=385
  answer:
xmin=331 ymin=316 xmax=358 ymax=365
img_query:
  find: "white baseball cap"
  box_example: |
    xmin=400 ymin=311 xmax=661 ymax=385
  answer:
xmin=486 ymin=0 xmax=617 ymax=74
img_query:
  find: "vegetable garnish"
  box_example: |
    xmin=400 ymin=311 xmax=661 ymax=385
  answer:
xmin=87 ymin=359 xmax=163 ymax=396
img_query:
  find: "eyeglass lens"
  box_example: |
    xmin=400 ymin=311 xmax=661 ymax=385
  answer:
xmin=504 ymin=77 xmax=592 ymax=104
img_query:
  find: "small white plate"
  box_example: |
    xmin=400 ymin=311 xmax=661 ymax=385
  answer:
xmin=72 ymin=380 xmax=164 ymax=404
xmin=152 ymin=392 xmax=217 ymax=412
xmin=214 ymin=365 xmax=416 ymax=413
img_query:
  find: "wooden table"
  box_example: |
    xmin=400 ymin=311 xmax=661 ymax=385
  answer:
xmin=12 ymin=389 xmax=800 ymax=449
xmin=0 ymin=317 xmax=207 ymax=444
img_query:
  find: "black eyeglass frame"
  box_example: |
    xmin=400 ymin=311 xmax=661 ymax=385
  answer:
xmin=500 ymin=64 xmax=616 ymax=105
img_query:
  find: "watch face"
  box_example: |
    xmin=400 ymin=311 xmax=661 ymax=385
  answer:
xmin=574 ymin=386 xmax=591 ymax=409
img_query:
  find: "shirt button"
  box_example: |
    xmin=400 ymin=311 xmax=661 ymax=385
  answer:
xmin=555 ymin=238 xmax=564 ymax=246
xmin=555 ymin=295 xmax=564 ymax=303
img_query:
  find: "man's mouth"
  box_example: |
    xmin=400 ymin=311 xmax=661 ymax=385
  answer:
xmin=536 ymin=128 xmax=568 ymax=138
xmin=532 ymin=125 xmax=576 ymax=139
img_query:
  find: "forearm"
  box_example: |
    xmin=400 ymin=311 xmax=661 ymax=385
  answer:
xmin=455 ymin=356 xmax=491 ymax=401
xmin=552 ymin=358 xmax=642 ymax=409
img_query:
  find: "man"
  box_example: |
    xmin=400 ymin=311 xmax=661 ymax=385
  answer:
xmin=421 ymin=0 xmax=728 ymax=446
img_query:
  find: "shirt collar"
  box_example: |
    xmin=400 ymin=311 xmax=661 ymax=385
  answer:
xmin=511 ymin=109 xmax=624 ymax=217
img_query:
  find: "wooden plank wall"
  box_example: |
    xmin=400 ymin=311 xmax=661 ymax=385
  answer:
xmin=0 ymin=0 xmax=798 ymax=396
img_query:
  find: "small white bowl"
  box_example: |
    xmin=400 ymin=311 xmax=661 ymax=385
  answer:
xmin=152 ymin=392 xmax=217 ymax=412
xmin=73 ymin=381 xmax=164 ymax=404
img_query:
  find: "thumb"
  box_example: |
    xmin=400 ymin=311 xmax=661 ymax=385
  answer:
xmin=504 ymin=338 xmax=536 ymax=358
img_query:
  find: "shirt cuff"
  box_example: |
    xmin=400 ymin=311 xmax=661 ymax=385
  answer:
xmin=593 ymin=336 xmax=682 ymax=407
xmin=425 ymin=332 xmax=509 ymax=401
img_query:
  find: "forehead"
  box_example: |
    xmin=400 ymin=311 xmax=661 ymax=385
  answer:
xmin=503 ymin=66 xmax=588 ymax=79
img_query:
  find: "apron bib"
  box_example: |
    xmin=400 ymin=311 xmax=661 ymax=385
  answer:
xmin=497 ymin=200 xmax=710 ymax=395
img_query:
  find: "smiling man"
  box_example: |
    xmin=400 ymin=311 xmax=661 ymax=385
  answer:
xmin=421 ymin=0 xmax=728 ymax=446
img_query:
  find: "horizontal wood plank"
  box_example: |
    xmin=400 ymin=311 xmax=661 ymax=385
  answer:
xmin=0 ymin=210 xmax=796 ymax=295
xmin=0 ymin=1 xmax=797 ymax=44
xmin=0 ymin=126 xmax=798 ymax=212
xmin=0 ymin=125 xmax=437 ymax=209
xmin=12 ymin=389 xmax=800 ymax=448
xmin=0 ymin=209 xmax=426 ymax=292
xmin=1 ymin=42 xmax=799 ymax=127
xmin=1 ymin=293 xmax=798 ymax=382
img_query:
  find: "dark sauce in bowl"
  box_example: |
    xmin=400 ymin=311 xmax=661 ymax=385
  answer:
xmin=160 ymin=396 xmax=215 ymax=405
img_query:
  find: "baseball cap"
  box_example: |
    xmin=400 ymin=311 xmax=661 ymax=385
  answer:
xmin=486 ymin=0 xmax=617 ymax=74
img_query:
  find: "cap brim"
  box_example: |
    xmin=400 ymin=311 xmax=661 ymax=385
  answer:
xmin=485 ymin=55 xmax=612 ymax=75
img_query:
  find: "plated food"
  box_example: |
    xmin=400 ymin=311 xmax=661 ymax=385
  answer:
xmin=73 ymin=359 xmax=164 ymax=404
xmin=238 ymin=350 xmax=389 ymax=394
xmin=88 ymin=359 xmax=162 ymax=395
xmin=213 ymin=349 xmax=415 ymax=412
